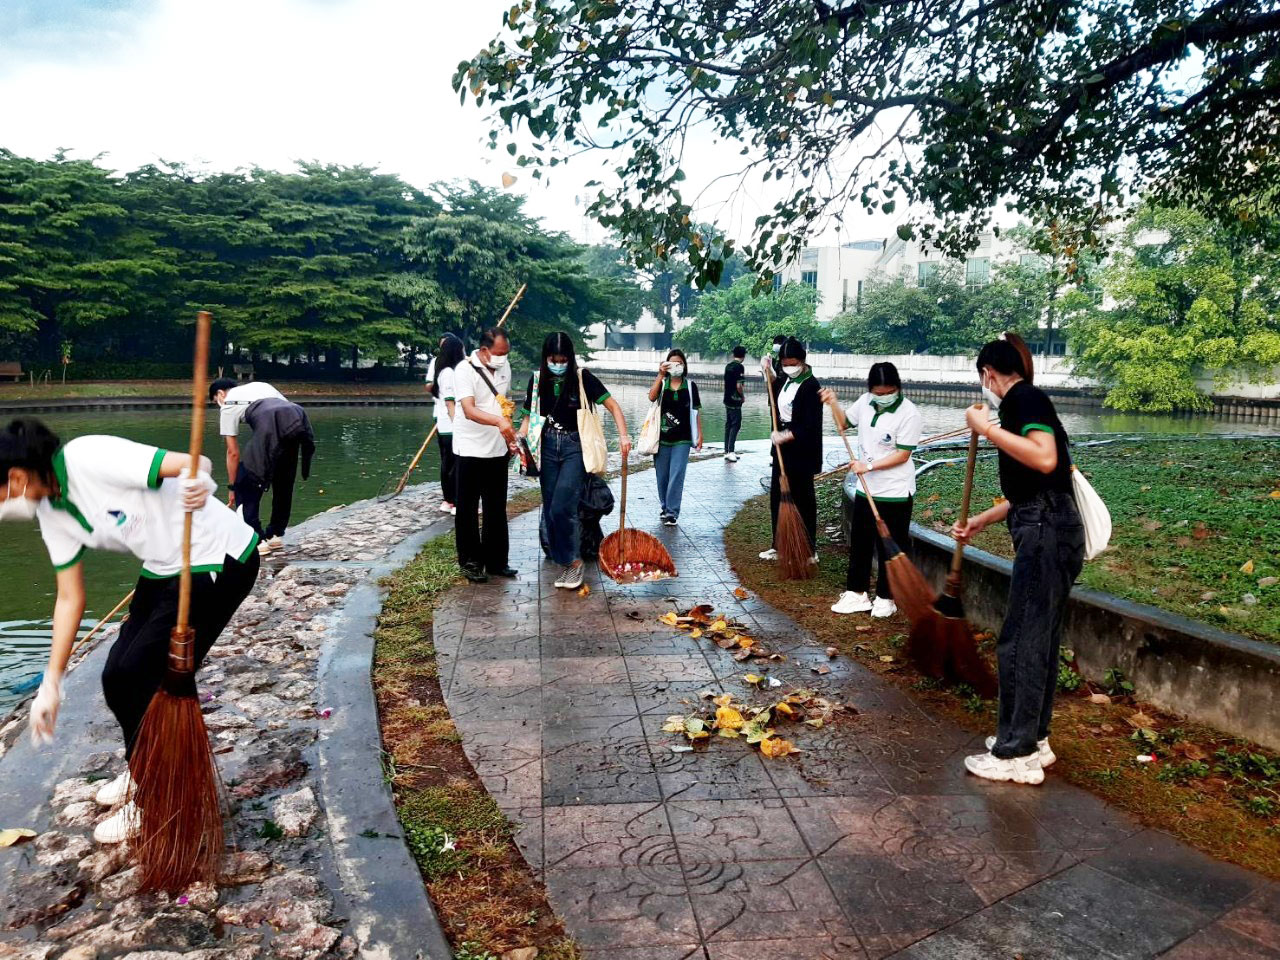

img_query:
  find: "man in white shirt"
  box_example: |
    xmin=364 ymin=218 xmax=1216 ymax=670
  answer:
xmin=452 ymin=327 xmax=517 ymax=583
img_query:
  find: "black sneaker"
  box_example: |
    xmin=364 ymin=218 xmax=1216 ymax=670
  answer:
xmin=663 ymin=515 xmax=678 ymax=526
xmin=462 ymin=565 xmax=489 ymax=583
xmin=488 ymin=567 xmax=518 ymax=578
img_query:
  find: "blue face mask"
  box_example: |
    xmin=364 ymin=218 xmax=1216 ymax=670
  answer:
xmin=870 ymin=391 xmax=899 ymax=408
xmin=548 ymin=361 xmax=568 ymax=376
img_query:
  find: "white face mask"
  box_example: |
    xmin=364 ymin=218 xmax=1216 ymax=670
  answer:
xmin=485 ymin=352 xmax=509 ymax=371
xmin=668 ymin=363 xmax=685 ymax=378
xmin=0 ymin=481 xmax=38 ymax=522
xmin=771 ymin=344 xmax=781 ymax=354
xmin=981 ymin=376 xmax=1002 ymax=409
xmin=870 ymin=391 xmax=899 ymax=408
xmin=782 ymin=365 xmax=803 ymax=379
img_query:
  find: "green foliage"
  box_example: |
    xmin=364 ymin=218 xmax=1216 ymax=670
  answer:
xmin=1102 ymin=668 xmax=1134 ymax=697
xmin=675 ymin=276 xmax=820 ymax=355
xmin=256 ymin=820 xmax=285 ymax=841
xmin=456 ymin=1 xmax=1280 ymax=285
xmin=1155 ymin=761 xmax=1210 ymax=784
xmin=1056 ymin=648 xmax=1083 ymax=693
xmin=1067 ymin=204 xmax=1280 ymax=411
xmin=454 ymin=945 xmax=498 ymax=960
xmin=403 ymin=823 xmax=467 ymax=880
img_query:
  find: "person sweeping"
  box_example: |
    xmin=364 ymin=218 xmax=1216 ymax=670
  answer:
xmin=9 ymin=417 xmax=260 ymax=843
xmin=821 ymin=361 xmax=922 ymax=618
xmin=952 ymin=334 xmax=1084 ymax=785
xmin=758 ymin=337 xmax=822 ymax=567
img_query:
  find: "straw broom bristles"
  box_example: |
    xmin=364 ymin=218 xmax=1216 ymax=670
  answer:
xmin=764 ymin=365 xmax=813 ymax=580
xmin=599 ymin=456 xmax=676 ymax=582
xmin=132 ymin=311 xmax=225 ymax=892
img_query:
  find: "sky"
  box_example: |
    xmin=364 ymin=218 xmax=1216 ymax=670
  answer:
xmin=0 ymin=0 xmax=901 ymax=248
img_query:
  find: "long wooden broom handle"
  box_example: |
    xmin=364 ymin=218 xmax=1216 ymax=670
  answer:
xmin=395 ymin=424 xmax=439 ymax=495
xmin=71 ymin=589 xmax=134 ymax=658
xmin=762 ymin=363 xmax=793 ymax=495
xmin=496 ymin=284 xmax=527 ymax=329
xmin=618 ymin=456 xmax=628 ymax=567
xmin=950 ymin=431 xmax=980 ymax=576
xmin=823 ymin=397 xmax=891 ymax=535
xmin=176 ymin=312 xmax=211 ymax=633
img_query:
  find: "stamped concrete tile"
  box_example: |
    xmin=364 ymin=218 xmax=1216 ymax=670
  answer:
xmin=453 ymin=632 xmax=541 ymax=662
xmin=631 ymin=679 xmax=723 ymax=716
xmin=666 ymin=798 xmax=809 ymax=863
xmin=765 ymin=732 xmax=892 ymax=798
xmin=626 ymin=654 xmax=717 ymax=683
xmin=1222 ymin=887 xmax=1280 ymax=948
xmin=543 ymin=656 xmax=632 ymax=685
xmin=687 ymin=857 xmax=855 ymax=944
xmin=581 ymin=946 xmax=704 ymax=960
xmin=656 ymin=746 xmax=781 ymax=802
xmin=1158 ymin=924 xmax=1280 ymax=959
xmin=500 ymin=803 xmax=543 ymax=874
xmin=455 ymin=721 xmax=541 ymax=762
xmin=444 ymin=682 xmax=541 ymax=722
xmin=1004 ymin=864 xmax=1210 ymax=960
xmin=545 ymin=865 xmax=702 ymax=947
xmin=451 ymin=658 xmax=541 ymax=688
xmin=543 ymin=719 xmax=663 ymax=806
xmin=542 ymin=632 xmax=625 ymax=659
xmin=894 ymin=793 xmax=1067 ymax=854
xmin=786 ymin=795 xmax=918 ymax=859
xmin=890 ymin=900 xmax=1102 ymax=960
xmin=543 ymin=803 xmax=675 ymax=869
xmin=1012 ymin=781 xmax=1142 ymax=854
xmin=544 ymin=682 xmax=641 ymax=722
xmin=706 ymin=937 xmax=866 ymax=960
xmin=472 ymin=756 xmax=541 ymax=806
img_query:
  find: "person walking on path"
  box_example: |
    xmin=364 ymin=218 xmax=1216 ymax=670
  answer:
xmin=648 ymin=348 xmax=702 ymax=526
xmin=823 ymin=362 xmax=922 ymax=618
xmin=432 ymin=334 xmax=466 ymax=515
xmin=210 ymin=378 xmax=314 ymax=555
xmin=519 ymin=332 xmax=631 ymax=590
xmin=758 ymin=337 xmax=822 ymax=564
xmin=723 ymin=345 xmax=747 ymax=462
xmin=454 ymin=327 xmax=518 ymax=583
xmin=4 ymin=418 xmax=260 ymax=845
xmin=952 ymin=335 xmax=1084 ymax=785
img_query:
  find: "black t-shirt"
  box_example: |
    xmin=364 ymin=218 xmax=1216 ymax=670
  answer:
xmin=723 ymin=361 xmax=746 ymax=406
xmin=659 ymin=379 xmax=702 ymax=446
xmin=522 ymin=369 xmax=610 ymax=434
xmin=996 ymin=382 xmax=1073 ymax=503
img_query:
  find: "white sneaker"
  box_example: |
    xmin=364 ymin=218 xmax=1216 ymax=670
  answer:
xmin=449 ymin=505 xmax=456 ymax=516
xmin=93 ymin=801 xmax=141 ymax=844
xmin=257 ymin=537 xmax=282 ymax=556
xmin=726 ymin=453 xmax=739 ymax=462
xmin=439 ymin=502 xmax=454 ymax=513
xmin=555 ymin=561 xmax=585 ymax=590
xmin=986 ymin=736 xmax=1056 ymax=768
xmin=810 ymin=554 xmax=820 ymax=566
xmin=831 ymin=591 xmax=872 ymax=615
xmin=870 ymin=597 xmax=897 ymax=619
xmin=964 ymin=751 xmax=1044 ymax=785
xmin=94 ymin=770 xmax=136 ymax=807
xmin=758 ymin=548 xmax=778 ymax=561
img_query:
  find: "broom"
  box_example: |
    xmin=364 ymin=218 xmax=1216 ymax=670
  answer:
xmin=825 ymin=398 xmax=934 ymax=623
xmin=131 ymin=310 xmax=224 ymax=892
xmin=762 ymin=365 xmax=814 ymax=580
xmin=905 ymin=431 xmax=998 ymax=696
xmin=598 ymin=456 xmax=676 ymax=583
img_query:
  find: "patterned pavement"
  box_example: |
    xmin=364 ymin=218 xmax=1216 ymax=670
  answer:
xmin=435 ymin=446 xmax=1280 ymax=960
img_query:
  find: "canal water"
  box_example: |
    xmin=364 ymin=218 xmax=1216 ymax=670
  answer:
xmin=0 ymin=376 xmax=1275 ymax=713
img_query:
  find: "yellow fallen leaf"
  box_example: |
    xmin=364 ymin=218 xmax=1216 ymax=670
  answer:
xmin=662 ymin=716 xmax=687 ymax=733
xmin=733 ymin=587 xmax=750 ymax=600
xmin=659 ymin=612 xmax=679 ymax=626
xmin=774 ymin=702 xmax=796 ymax=717
xmin=577 ymin=584 xmax=590 ymax=597
xmin=689 ymin=628 xmax=703 ymax=639
xmin=1241 ymin=560 xmax=1255 ymax=574
xmin=710 ymin=619 xmax=728 ymax=632
xmin=715 ymin=706 xmax=745 ymax=730
xmin=736 ymin=636 xmax=754 ymax=650
xmin=759 ymin=736 xmax=796 ymax=758
xmin=804 ymin=718 xmax=824 ymax=729
xmin=879 ymin=655 xmax=895 ymax=663
xmin=1270 ymin=490 xmax=1280 ymax=499
xmin=0 ymin=828 xmax=36 ymax=847
xmin=713 ymin=693 xmax=734 ymax=707
xmin=743 ymin=673 xmax=762 ymax=685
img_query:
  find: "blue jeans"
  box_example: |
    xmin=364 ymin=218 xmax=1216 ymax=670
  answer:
xmin=992 ymin=491 xmax=1085 ymax=759
xmin=539 ymin=429 xmax=586 ymax=565
xmin=655 ymin=443 xmax=692 ymax=518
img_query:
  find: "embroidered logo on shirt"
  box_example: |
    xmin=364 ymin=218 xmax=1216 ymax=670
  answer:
xmin=107 ymin=510 xmax=128 ymax=527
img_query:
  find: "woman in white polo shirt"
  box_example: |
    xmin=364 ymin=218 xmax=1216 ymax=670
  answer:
xmin=823 ymin=362 xmax=922 ymax=618
xmin=432 ymin=334 xmax=465 ymax=515
xmin=0 ymin=418 xmax=260 ymax=845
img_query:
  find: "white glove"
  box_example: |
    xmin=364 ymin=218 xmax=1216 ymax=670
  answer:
xmin=760 ymin=355 xmax=772 ymax=375
xmin=180 ymin=472 xmax=218 ymax=512
xmin=30 ymin=672 xmax=63 ymax=746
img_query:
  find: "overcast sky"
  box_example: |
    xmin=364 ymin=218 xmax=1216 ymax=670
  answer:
xmin=0 ymin=0 xmax=896 ymax=247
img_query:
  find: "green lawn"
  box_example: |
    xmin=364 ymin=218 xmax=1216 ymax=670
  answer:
xmin=909 ymin=437 xmax=1280 ymax=643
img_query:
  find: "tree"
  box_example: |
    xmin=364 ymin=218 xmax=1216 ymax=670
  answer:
xmin=675 ymin=276 xmax=820 ymax=355
xmin=457 ymin=1 xmax=1280 ymax=286
xmin=1067 ymin=204 xmax=1280 ymax=411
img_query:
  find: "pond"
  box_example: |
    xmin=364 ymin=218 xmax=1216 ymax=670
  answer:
xmin=0 ymin=375 xmax=1275 ymax=713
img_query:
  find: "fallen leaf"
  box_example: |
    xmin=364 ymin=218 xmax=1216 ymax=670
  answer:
xmin=1174 ymin=741 xmax=1209 ymax=762
xmin=0 ymin=829 xmax=36 ymax=847
xmin=1127 ymin=711 xmax=1158 ymax=729
xmin=732 ymin=648 xmax=753 ymax=661
xmin=709 ymin=619 xmax=728 ymax=633
xmin=659 ymin=612 xmax=680 ymax=626
xmin=927 ymin=493 xmax=940 ymax=503
xmin=1089 ymin=693 xmax=1112 ymax=705
xmin=1259 ymin=577 xmax=1278 ymax=589
xmin=736 ymin=636 xmax=754 ymax=650
xmin=715 ymin=706 xmax=745 ymax=731
xmin=670 ymin=745 xmax=694 ymax=753
xmin=879 ymin=655 xmax=895 ymax=663
xmin=662 ymin=716 xmax=687 ymax=734
xmin=825 ymin=646 xmax=838 ymax=658
xmin=759 ymin=736 xmax=797 ymax=758
xmin=774 ymin=702 xmax=796 ymax=718
xmin=625 ymin=610 xmax=645 ymax=621
xmin=855 ymin=625 xmax=871 ymax=633
xmin=1241 ymin=560 xmax=1255 ymax=574
xmin=687 ymin=603 xmax=715 ymax=624
xmin=812 ymin=664 xmax=831 ymax=675
xmin=577 ymin=584 xmax=590 ymax=597
xmin=1100 ymin=723 xmax=1115 ymax=734
xmin=1193 ymin=522 xmax=1210 ymax=540
xmin=804 ymin=717 xmax=825 ymax=729
xmin=733 ymin=587 xmax=750 ymax=600
xmin=1271 ymin=490 xmax=1280 ymax=499
xmin=689 ymin=628 xmax=703 ymax=639
xmin=743 ymin=673 xmax=763 ymax=685
xmin=503 ymin=948 xmax=538 ymax=960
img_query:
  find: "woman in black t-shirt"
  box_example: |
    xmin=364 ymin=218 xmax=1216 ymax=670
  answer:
xmin=951 ymin=334 xmax=1084 ymax=787
xmin=760 ymin=337 xmax=823 ymax=563
xmin=518 ymin=332 xmax=631 ymax=590
xmin=647 ymin=348 xmax=702 ymax=525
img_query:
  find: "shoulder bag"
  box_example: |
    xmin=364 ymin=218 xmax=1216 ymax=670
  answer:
xmin=576 ymin=368 xmax=609 ymax=475
xmin=638 ymin=387 xmax=663 ymax=457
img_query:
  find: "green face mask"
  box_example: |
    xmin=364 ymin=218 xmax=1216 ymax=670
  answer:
xmin=870 ymin=391 xmax=899 ymax=408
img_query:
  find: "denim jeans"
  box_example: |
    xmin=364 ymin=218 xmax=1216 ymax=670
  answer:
xmin=992 ymin=491 xmax=1085 ymax=759
xmin=724 ymin=404 xmax=743 ymax=453
xmin=655 ymin=443 xmax=692 ymax=518
xmin=539 ymin=429 xmax=586 ymax=565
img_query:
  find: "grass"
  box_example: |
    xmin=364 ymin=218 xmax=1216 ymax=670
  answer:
xmin=373 ymin=531 xmax=580 ymax=959
xmin=0 ymin=379 xmax=424 ymax=401
xmin=914 ymin=437 xmax=1280 ymax=643
xmin=725 ymin=489 xmax=1280 ymax=880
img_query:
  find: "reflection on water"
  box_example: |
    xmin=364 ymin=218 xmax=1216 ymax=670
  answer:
xmin=0 ymin=377 xmax=1274 ymax=713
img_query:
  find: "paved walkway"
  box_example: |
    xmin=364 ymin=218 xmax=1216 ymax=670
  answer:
xmin=438 ymin=445 xmax=1280 ymax=960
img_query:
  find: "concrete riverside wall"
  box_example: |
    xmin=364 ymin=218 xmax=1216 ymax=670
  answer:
xmin=905 ymin=525 xmax=1280 ymax=751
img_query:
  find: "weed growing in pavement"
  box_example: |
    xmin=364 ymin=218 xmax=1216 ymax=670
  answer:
xmin=1103 ymin=667 xmax=1135 ymax=697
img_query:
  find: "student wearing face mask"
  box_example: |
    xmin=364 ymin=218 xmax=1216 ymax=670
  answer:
xmin=432 ymin=334 xmax=466 ymax=515
xmin=759 ymin=337 xmax=823 ymax=563
xmin=454 ymin=326 xmax=519 ymax=583
xmin=823 ymin=362 xmax=922 ymax=617
xmin=0 ymin=418 xmax=259 ymax=845
xmin=952 ymin=334 xmax=1083 ymax=786
xmin=647 ymin=348 xmax=702 ymax=525
xmin=519 ymin=332 xmax=632 ymax=589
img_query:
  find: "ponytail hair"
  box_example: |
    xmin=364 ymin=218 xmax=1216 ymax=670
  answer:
xmin=0 ymin=418 xmax=61 ymax=486
xmin=976 ymin=332 xmax=1034 ymax=384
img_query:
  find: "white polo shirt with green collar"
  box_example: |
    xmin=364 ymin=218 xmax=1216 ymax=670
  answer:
xmin=844 ymin=392 xmax=923 ymax=502
xmin=36 ymin=435 xmax=258 ymax=578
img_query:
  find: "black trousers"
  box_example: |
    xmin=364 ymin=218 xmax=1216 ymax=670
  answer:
xmin=438 ymin=432 xmax=457 ymax=504
xmin=723 ymin=404 xmax=743 ymax=453
xmin=846 ymin=493 xmax=914 ymax=597
xmin=455 ymin=454 xmax=510 ymax=572
xmin=769 ymin=457 xmax=817 ymax=550
xmin=233 ymin=440 xmax=299 ymax=539
xmin=103 ymin=550 xmax=261 ymax=758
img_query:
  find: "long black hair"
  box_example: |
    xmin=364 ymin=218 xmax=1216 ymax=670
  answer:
xmin=976 ymin=332 xmax=1034 ymax=384
xmin=867 ymin=361 xmax=901 ymax=391
xmin=778 ymin=336 xmax=807 ymax=365
xmin=433 ymin=334 xmax=466 ymax=398
xmin=539 ymin=331 xmax=581 ymax=404
xmin=0 ymin=418 xmax=60 ymax=488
